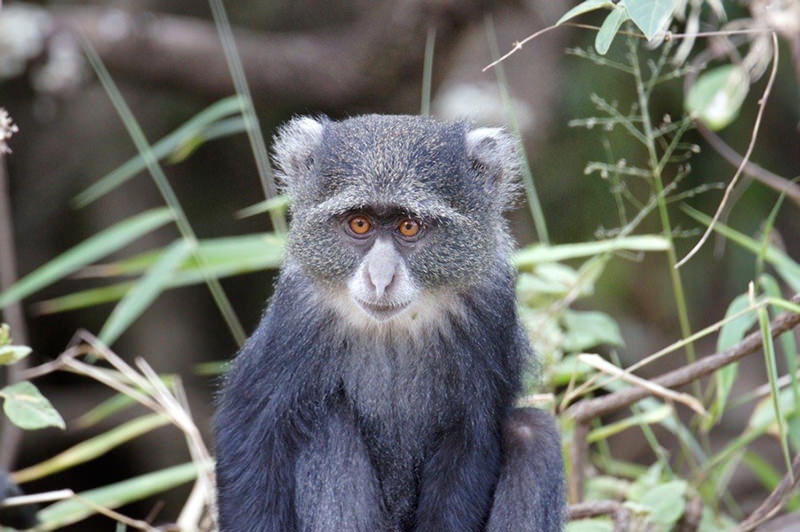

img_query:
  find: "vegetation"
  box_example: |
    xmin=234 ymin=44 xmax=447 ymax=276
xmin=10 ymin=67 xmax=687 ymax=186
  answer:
xmin=1 ymin=0 xmax=799 ymax=530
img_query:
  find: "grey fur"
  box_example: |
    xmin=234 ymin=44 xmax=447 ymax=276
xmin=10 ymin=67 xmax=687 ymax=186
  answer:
xmin=216 ymin=114 xmax=565 ymax=532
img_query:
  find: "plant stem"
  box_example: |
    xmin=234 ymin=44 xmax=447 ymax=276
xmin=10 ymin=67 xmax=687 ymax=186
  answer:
xmin=628 ymin=39 xmax=699 ymax=398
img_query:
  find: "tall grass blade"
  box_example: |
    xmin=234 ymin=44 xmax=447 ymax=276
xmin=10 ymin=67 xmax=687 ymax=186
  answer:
xmin=99 ymin=240 xmax=193 ymax=346
xmin=0 ymin=208 xmax=173 ymax=309
xmin=82 ymin=39 xmax=246 ymax=345
xmin=13 ymin=413 xmax=170 ymax=484
xmin=420 ymin=27 xmax=436 ymax=116
xmin=72 ymin=97 xmax=245 ymax=208
xmin=484 ymin=15 xmax=550 ymax=244
xmin=36 ymin=462 xmax=200 ymax=530
xmin=208 ymin=0 xmax=287 ymax=234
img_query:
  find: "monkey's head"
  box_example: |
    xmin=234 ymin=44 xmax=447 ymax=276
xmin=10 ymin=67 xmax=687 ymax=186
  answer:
xmin=273 ymin=115 xmax=520 ymax=325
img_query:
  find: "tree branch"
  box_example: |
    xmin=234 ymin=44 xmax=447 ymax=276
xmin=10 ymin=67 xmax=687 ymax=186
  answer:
xmin=572 ymin=294 xmax=800 ymax=422
xmin=47 ymin=0 xmax=497 ymax=107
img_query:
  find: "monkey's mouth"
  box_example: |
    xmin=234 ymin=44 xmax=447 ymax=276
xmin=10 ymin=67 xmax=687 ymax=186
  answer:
xmin=354 ymin=298 xmax=411 ymax=321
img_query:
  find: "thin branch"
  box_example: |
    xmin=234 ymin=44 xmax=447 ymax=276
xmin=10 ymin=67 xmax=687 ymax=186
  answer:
xmin=568 ymin=500 xmax=631 ymax=531
xmin=683 ymin=35 xmax=800 ymax=207
xmin=483 ymin=21 xmax=773 ymax=71
xmin=677 ymin=33 xmax=780 ymax=267
xmin=572 ymin=294 xmax=800 ymax=423
xmin=733 ymin=451 xmax=800 ymax=532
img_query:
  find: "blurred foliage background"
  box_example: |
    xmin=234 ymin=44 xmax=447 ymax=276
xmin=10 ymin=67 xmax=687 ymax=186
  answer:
xmin=0 ymin=0 xmax=799 ymax=530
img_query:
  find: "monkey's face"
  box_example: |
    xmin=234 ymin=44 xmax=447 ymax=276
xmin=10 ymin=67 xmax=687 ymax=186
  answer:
xmin=273 ymin=115 xmax=520 ymax=324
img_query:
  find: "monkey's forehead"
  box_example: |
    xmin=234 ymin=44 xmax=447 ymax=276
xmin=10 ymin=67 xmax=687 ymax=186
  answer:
xmin=308 ymin=115 xmax=479 ymax=208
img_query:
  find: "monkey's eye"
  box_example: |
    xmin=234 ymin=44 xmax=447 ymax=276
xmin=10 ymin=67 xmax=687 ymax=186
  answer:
xmin=348 ymin=215 xmax=373 ymax=236
xmin=397 ymin=218 xmax=421 ymax=238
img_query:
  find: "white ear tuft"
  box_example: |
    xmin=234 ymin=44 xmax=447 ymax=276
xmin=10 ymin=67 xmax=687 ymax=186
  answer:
xmin=466 ymin=127 xmax=522 ymax=210
xmin=272 ymin=116 xmax=325 ymax=195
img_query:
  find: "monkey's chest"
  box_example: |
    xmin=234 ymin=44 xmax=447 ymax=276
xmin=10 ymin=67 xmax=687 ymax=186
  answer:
xmin=342 ymin=345 xmax=463 ymax=528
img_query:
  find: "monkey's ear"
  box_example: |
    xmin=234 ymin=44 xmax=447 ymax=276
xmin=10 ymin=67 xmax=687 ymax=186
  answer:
xmin=272 ymin=116 xmax=326 ymax=196
xmin=465 ymin=127 xmax=521 ymax=210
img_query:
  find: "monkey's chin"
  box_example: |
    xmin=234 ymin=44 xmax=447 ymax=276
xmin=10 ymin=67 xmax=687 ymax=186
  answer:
xmin=354 ymin=298 xmax=412 ymax=321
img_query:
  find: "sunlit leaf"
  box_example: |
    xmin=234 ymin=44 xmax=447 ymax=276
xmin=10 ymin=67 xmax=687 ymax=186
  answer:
xmin=0 ymin=345 xmax=31 ymax=366
xmin=0 ymin=381 xmax=65 ymax=430
xmin=556 ymin=0 xmax=616 ymax=26
xmin=636 ymin=480 xmax=687 ymax=528
xmin=514 ymin=235 xmax=668 ymax=267
xmin=623 ymin=0 xmax=676 ymax=40
xmin=686 ymin=65 xmax=749 ymax=130
xmin=562 ymin=310 xmax=624 ymax=351
xmin=0 ymin=208 xmax=174 ymax=309
xmin=595 ymin=3 xmax=630 ymax=55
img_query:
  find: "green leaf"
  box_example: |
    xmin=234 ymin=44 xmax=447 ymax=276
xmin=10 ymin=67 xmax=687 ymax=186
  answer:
xmin=682 ymin=205 xmax=800 ymax=292
xmin=704 ymin=293 xmax=758 ymax=430
xmin=0 ymin=208 xmax=175 ymax=309
xmin=595 ymin=3 xmax=630 ymax=55
xmin=99 ymin=239 xmax=193 ymax=345
xmin=73 ymin=96 xmax=244 ymax=208
xmin=566 ymin=519 xmax=614 ymax=532
xmin=35 ymin=233 xmax=285 ymax=314
xmin=588 ymin=404 xmax=672 ymax=442
xmin=236 ymin=195 xmax=290 ymax=219
xmin=623 ymin=0 xmax=676 ymax=40
xmin=0 ymin=345 xmax=31 ymax=365
xmin=761 ymin=274 xmax=800 ymax=450
xmin=685 ymin=65 xmax=749 ymax=131
xmin=514 ymin=235 xmax=669 ymax=267
xmin=36 ymin=462 xmax=200 ymax=530
xmin=13 ymin=413 xmax=170 ymax=483
xmin=0 ymin=381 xmax=65 ymax=430
xmin=561 ymin=310 xmax=624 ymax=352
xmin=556 ymin=0 xmax=616 ymax=26
xmin=637 ymin=480 xmax=687 ymax=529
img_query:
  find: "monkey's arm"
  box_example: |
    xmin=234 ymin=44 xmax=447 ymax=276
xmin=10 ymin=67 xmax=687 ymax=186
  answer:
xmin=414 ymin=420 xmax=502 ymax=532
xmin=487 ymin=408 xmax=566 ymax=532
xmin=294 ymin=400 xmax=387 ymax=531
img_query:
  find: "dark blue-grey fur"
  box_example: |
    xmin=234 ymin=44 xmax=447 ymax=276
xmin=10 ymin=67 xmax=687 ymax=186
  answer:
xmin=215 ymin=115 xmax=565 ymax=531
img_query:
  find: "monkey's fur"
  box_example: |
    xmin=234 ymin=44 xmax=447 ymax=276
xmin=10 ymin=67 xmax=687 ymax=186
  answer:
xmin=215 ymin=115 xmax=565 ymax=531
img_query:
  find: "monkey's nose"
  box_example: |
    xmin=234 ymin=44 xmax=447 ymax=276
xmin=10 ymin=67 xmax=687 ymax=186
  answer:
xmin=366 ymin=259 xmax=397 ymax=298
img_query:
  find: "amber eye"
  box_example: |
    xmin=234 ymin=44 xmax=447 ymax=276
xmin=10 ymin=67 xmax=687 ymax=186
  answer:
xmin=348 ymin=216 xmax=372 ymax=235
xmin=398 ymin=218 xmax=420 ymax=238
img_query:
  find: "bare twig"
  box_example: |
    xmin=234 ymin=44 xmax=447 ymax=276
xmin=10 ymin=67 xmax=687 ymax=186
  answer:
xmin=676 ymin=32 xmax=779 ymax=268
xmin=733 ymin=451 xmax=800 ymax=532
xmin=483 ymin=21 xmax=774 ymax=71
xmin=683 ymin=35 xmax=800 ymax=207
xmin=578 ymin=353 xmax=707 ymax=416
xmin=568 ymin=500 xmax=631 ymax=531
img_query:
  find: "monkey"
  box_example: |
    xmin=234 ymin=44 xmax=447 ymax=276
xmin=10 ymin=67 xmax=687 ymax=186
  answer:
xmin=215 ymin=114 xmax=565 ymax=532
